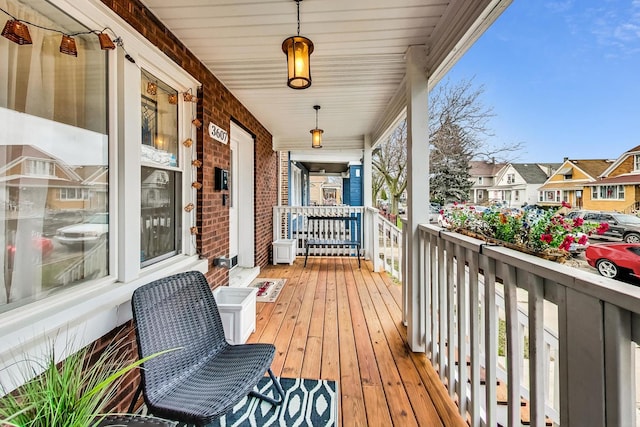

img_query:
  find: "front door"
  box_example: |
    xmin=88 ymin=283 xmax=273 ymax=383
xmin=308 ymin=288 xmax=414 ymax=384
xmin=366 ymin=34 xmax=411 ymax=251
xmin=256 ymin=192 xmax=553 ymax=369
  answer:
xmin=229 ymin=123 xmax=254 ymax=268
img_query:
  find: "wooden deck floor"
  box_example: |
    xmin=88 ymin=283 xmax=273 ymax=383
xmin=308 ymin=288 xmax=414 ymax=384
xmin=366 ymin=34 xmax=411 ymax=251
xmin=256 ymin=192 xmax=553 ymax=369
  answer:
xmin=248 ymin=256 xmax=466 ymax=427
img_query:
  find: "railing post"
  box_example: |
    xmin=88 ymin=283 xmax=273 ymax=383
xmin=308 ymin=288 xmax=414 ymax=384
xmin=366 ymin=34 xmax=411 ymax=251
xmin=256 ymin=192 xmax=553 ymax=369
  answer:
xmin=558 ymin=287 xmax=606 ymax=426
xmin=604 ymin=302 xmax=634 ymax=427
xmin=372 ymin=210 xmax=380 ymax=272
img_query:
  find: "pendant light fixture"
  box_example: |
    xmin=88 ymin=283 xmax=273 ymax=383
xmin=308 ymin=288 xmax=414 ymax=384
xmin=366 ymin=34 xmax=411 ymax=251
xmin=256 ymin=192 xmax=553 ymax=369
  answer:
xmin=281 ymin=0 xmax=314 ymax=89
xmin=310 ymin=105 xmax=323 ymax=149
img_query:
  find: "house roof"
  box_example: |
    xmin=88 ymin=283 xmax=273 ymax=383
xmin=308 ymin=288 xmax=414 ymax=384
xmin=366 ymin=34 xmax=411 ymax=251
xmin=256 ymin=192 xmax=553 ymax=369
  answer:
xmin=511 ymin=163 xmax=553 ymax=184
xmin=583 ymin=173 xmax=640 ymax=186
xmin=568 ymin=159 xmax=612 ymax=179
xmin=598 ymin=145 xmax=640 ymax=177
xmin=469 ymin=160 xmax=507 ymax=176
xmin=538 ymin=181 xmax=586 ymax=190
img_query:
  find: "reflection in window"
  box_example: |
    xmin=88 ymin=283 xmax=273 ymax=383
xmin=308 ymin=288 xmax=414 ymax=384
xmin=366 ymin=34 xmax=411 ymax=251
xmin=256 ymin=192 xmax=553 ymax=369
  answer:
xmin=140 ymin=70 xmax=181 ymax=266
xmin=0 ymin=0 xmax=108 ymax=313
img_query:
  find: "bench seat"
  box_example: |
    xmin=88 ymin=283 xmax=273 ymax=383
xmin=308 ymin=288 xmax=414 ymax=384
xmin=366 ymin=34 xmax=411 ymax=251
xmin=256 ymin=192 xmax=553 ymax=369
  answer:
xmin=304 ymin=216 xmax=361 ymax=268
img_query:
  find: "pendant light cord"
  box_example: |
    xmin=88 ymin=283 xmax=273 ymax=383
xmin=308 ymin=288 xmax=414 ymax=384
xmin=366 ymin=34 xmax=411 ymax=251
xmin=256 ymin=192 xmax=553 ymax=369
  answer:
xmin=296 ymin=0 xmax=301 ymax=36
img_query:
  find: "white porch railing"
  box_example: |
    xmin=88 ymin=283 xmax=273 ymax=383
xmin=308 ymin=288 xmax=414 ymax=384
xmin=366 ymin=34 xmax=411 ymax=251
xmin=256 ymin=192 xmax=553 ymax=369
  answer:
xmin=408 ymin=224 xmax=640 ymax=426
xmin=272 ymin=206 xmax=405 ymax=279
xmin=377 ymin=214 xmax=402 ymax=280
xmin=273 ymin=206 xmax=368 ymax=258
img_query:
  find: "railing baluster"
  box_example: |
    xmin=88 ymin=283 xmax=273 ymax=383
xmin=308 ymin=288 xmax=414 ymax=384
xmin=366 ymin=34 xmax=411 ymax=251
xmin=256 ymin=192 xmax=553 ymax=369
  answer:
xmin=528 ymin=274 xmax=545 ymax=427
xmin=438 ymin=234 xmax=446 ymax=381
xmin=456 ymin=243 xmax=468 ymax=416
xmin=469 ymin=249 xmax=481 ymax=427
xmin=446 ymin=240 xmax=456 ymax=397
xmin=501 ymin=262 xmax=521 ymax=427
xmin=481 ymin=254 xmax=497 ymax=427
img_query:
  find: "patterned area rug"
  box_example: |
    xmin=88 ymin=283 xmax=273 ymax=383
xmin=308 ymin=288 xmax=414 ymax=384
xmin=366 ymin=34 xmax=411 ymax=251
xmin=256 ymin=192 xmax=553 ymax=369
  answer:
xmin=249 ymin=278 xmax=286 ymax=303
xmin=208 ymin=377 xmax=337 ymax=427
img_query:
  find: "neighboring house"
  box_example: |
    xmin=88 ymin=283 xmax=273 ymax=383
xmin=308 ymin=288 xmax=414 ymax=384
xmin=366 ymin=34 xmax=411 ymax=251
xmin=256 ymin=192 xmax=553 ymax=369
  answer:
xmin=489 ymin=163 xmax=558 ymax=207
xmin=468 ymin=160 xmax=507 ymax=204
xmin=582 ymin=145 xmax=640 ymax=212
xmin=538 ymin=158 xmax=613 ymax=208
xmin=0 ymin=144 xmax=102 ymax=213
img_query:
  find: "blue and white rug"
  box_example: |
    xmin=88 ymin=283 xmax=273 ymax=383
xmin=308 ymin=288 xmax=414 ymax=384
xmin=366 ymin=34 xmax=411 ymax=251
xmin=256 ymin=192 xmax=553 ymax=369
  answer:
xmin=208 ymin=377 xmax=337 ymax=427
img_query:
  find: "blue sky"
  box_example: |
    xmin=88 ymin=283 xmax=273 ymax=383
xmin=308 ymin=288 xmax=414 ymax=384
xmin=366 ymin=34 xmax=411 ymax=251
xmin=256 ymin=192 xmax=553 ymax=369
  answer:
xmin=444 ymin=0 xmax=640 ymax=163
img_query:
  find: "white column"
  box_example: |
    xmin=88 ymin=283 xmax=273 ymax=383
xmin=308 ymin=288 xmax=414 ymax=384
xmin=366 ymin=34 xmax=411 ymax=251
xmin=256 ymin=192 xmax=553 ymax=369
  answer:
xmin=363 ymin=134 xmax=373 ymax=208
xmin=405 ymin=46 xmax=429 ymax=352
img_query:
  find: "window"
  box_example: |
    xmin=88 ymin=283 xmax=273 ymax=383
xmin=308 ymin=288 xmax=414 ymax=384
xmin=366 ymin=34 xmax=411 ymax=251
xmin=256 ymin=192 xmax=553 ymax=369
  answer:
xmin=506 ymin=174 xmax=515 ymax=184
xmin=514 ymin=190 xmax=520 ymax=201
xmin=592 ymin=185 xmax=625 ymax=200
xmin=59 ymin=188 xmax=90 ymax=200
xmin=635 ymin=155 xmax=640 ymax=171
xmin=140 ymin=71 xmax=181 ymax=266
xmin=562 ymin=191 xmax=569 ymax=202
xmin=24 ymin=159 xmax=55 ymax=177
xmin=1 ymin=0 xmax=108 ymax=313
xmin=477 ymin=176 xmax=483 ymax=185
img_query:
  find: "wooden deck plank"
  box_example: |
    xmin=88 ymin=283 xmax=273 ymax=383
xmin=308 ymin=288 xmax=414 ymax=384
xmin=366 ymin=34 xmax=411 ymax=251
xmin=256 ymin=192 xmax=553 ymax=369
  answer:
xmin=301 ymin=258 xmax=325 ymax=379
xmin=335 ymin=259 xmax=368 ymax=426
xmin=321 ymin=257 xmax=340 ymax=381
xmin=248 ymin=257 xmax=303 ymax=344
xmin=247 ymin=256 xmax=464 ymax=427
xmin=280 ymin=255 xmax=320 ymax=378
xmin=348 ymin=260 xmax=420 ymax=426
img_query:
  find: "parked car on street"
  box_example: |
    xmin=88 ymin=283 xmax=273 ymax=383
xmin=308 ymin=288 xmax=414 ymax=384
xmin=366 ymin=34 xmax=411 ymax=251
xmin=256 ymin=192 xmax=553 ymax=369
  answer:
xmin=585 ymin=243 xmax=640 ymax=279
xmin=565 ymin=210 xmax=640 ymax=243
xmin=54 ymin=213 xmax=108 ymax=247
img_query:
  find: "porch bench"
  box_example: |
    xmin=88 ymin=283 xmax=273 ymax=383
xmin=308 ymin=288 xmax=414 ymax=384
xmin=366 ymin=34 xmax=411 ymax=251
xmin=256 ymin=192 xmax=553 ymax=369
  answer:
xmin=304 ymin=215 xmax=361 ymax=268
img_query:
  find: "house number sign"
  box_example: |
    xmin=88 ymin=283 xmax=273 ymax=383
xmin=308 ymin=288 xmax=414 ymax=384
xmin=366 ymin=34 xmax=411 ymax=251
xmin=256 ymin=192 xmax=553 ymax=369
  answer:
xmin=208 ymin=122 xmax=228 ymax=144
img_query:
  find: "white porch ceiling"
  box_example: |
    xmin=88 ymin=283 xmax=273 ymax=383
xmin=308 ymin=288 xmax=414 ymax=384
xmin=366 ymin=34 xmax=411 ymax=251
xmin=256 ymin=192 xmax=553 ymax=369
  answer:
xmin=139 ymin=0 xmax=510 ymax=154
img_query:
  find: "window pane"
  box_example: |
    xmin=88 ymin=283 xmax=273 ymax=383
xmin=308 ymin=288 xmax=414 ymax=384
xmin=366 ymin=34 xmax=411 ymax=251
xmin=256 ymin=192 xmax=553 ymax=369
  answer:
xmin=1 ymin=0 xmax=108 ymax=313
xmin=141 ymin=71 xmax=178 ymax=167
xmin=140 ymin=167 xmax=181 ymax=264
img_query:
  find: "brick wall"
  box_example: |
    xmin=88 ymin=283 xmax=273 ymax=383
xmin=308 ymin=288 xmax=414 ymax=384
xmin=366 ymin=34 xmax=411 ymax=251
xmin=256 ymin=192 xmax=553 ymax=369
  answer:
xmin=93 ymin=0 xmax=277 ymax=413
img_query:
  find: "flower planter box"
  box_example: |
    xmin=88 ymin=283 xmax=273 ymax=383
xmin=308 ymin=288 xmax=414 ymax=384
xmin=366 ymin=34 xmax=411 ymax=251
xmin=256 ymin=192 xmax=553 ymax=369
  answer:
xmin=272 ymin=239 xmax=297 ymax=265
xmin=212 ymin=287 xmax=257 ymax=344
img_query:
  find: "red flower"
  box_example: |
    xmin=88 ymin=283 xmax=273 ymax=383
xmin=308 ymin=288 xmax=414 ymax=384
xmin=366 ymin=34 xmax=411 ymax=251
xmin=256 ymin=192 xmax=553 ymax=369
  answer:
xmin=578 ymin=234 xmax=588 ymax=245
xmin=561 ymin=201 xmax=572 ymax=208
xmin=573 ymin=217 xmax=584 ymax=227
xmin=540 ymin=233 xmax=553 ymax=244
xmin=559 ymin=235 xmax=575 ymax=251
xmin=596 ymin=222 xmax=610 ymax=235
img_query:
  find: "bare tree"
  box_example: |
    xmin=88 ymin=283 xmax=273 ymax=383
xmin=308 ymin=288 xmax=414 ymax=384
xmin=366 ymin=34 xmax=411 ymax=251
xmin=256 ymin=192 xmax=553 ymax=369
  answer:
xmin=373 ymin=78 xmax=523 ymax=208
xmin=372 ymin=120 xmax=407 ymax=214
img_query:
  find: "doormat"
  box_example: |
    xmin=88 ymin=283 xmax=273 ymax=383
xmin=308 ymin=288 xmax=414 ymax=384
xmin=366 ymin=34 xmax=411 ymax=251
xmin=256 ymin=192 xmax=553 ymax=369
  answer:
xmin=249 ymin=278 xmax=286 ymax=302
xmin=208 ymin=377 xmax=337 ymax=427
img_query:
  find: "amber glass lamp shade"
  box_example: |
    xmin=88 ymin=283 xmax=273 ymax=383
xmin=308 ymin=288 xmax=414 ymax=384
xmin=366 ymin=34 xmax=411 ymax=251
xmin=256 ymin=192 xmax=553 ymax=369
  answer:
xmin=2 ymin=20 xmax=32 ymax=45
xmin=282 ymin=36 xmax=314 ymax=89
xmin=60 ymin=35 xmax=77 ymax=56
xmin=311 ymin=128 xmax=323 ymax=149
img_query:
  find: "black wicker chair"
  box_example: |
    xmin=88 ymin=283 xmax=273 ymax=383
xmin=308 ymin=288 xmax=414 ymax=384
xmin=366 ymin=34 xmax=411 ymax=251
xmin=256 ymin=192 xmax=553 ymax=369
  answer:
xmin=130 ymin=271 xmax=284 ymax=426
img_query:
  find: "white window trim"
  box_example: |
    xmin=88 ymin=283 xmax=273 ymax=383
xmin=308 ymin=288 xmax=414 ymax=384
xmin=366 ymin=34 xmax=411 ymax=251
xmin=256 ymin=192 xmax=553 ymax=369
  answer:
xmin=0 ymin=0 xmax=207 ymax=393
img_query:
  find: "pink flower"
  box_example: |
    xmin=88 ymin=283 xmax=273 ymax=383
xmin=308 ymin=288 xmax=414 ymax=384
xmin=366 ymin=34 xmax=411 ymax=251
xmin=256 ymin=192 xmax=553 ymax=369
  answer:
xmin=540 ymin=234 xmax=553 ymax=244
xmin=578 ymin=234 xmax=588 ymax=245
xmin=596 ymin=222 xmax=610 ymax=235
xmin=573 ymin=217 xmax=584 ymax=227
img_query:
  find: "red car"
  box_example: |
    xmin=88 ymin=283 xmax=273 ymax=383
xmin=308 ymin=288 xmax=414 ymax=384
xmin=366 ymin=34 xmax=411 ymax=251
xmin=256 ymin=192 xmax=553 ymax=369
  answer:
xmin=585 ymin=243 xmax=640 ymax=279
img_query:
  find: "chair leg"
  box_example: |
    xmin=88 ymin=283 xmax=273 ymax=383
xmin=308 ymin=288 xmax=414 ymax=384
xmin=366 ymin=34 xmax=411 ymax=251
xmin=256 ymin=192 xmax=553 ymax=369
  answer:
xmin=249 ymin=368 xmax=285 ymax=406
xmin=304 ymin=245 xmax=309 ymax=267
